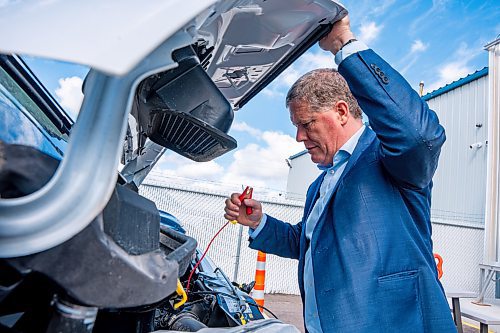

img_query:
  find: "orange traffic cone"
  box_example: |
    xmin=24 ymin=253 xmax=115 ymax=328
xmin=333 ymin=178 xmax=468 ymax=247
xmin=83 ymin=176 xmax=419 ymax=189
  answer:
xmin=252 ymin=251 xmax=266 ymax=312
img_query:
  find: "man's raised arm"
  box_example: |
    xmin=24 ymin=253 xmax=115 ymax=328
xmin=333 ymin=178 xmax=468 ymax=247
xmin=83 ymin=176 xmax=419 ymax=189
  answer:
xmin=320 ymin=17 xmax=445 ymax=189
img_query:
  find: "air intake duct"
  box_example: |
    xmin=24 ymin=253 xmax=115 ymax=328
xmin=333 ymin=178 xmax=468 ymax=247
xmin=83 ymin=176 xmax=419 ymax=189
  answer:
xmin=138 ymin=46 xmax=236 ymax=162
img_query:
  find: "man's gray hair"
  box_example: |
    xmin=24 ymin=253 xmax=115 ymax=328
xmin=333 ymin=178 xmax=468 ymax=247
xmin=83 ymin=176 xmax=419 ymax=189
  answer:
xmin=285 ymin=68 xmax=362 ymax=119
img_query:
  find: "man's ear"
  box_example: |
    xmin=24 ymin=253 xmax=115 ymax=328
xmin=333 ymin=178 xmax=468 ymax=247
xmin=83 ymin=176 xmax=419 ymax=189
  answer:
xmin=335 ymin=100 xmax=350 ymax=125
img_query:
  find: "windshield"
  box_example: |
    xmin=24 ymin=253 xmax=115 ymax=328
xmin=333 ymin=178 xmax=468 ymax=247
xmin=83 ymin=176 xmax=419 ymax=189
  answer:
xmin=0 ymin=65 xmax=66 ymax=158
xmin=21 ymin=56 xmax=89 ymax=121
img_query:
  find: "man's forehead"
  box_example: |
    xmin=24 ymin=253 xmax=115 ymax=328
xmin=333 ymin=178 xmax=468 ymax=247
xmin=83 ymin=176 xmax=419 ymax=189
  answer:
xmin=289 ymin=101 xmax=313 ymax=120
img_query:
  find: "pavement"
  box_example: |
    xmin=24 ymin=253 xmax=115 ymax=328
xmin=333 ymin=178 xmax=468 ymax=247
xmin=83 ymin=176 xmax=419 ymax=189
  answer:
xmin=264 ymin=294 xmax=488 ymax=333
xmin=264 ymin=294 xmax=304 ymax=332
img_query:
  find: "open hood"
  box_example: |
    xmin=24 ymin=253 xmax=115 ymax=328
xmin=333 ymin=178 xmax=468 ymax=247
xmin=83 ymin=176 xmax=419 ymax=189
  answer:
xmin=0 ymin=0 xmax=346 ymax=105
xmin=195 ymin=0 xmax=347 ymax=109
xmin=0 ymin=0 xmax=346 ymax=257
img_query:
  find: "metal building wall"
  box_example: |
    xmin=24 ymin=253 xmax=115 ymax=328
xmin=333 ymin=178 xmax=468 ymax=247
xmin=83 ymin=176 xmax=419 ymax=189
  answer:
xmin=427 ymin=75 xmax=489 ymax=226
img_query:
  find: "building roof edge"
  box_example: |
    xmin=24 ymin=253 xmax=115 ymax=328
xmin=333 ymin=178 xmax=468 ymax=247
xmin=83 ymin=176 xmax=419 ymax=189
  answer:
xmin=422 ymin=67 xmax=488 ymax=101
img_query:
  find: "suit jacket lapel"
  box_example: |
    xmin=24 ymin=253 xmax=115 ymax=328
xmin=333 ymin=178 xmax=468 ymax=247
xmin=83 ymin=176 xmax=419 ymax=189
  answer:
xmin=324 ymin=127 xmax=376 ymax=208
xmin=304 ymin=171 xmax=326 ymax=220
xmin=302 ymin=128 xmax=375 ymax=248
xmin=308 ymin=128 xmax=376 ymax=246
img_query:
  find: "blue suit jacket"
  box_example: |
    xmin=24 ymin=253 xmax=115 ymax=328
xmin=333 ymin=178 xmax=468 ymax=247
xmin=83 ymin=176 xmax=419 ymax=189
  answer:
xmin=249 ymin=49 xmax=457 ymax=332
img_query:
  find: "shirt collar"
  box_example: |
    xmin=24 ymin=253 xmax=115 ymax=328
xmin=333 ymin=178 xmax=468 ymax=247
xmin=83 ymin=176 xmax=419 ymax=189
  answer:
xmin=317 ymin=125 xmax=366 ymax=171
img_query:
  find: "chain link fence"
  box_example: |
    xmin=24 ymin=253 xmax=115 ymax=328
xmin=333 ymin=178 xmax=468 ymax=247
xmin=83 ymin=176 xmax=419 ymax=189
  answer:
xmin=140 ymin=176 xmax=494 ymax=297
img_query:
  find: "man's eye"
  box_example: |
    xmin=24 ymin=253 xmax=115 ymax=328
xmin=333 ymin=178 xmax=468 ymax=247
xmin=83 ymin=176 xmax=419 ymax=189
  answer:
xmin=302 ymin=120 xmax=313 ymax=129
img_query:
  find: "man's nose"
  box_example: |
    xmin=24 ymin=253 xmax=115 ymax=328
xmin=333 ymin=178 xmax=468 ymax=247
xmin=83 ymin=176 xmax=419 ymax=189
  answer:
xmin=295 ymin=127 xmax=307 ymax=142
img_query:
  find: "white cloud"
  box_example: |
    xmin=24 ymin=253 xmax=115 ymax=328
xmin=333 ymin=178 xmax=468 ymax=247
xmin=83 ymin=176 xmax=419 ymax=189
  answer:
xmin=152 ymin=129 xmax=303 ymax=194
xmin=221 ymin=131 xmax=303 ymax=190
xmin=54 ymin=76 xmax=84 ymax=120
xmin=426 ymin=42 xmax=481 ymax=92
xmin=411 ymin=39 xmax=428 ymax=53
xmin=399 ymin=39 xmax=429 ymax=74
xmin=261 ymin=87 xmax=284 ymax=99
xmin=358 ymin=21 xmax=383 ymax=45
xmin=155 ymin=153 xmax=224 ymax=181
xmin=344 ymin=0 xmax=401 ymax=24
xmin=371 ymin=0 xmax=397 ymax=16
xmin=230 ymin=121 xmax=262 ymax=138
xmin=426 ymin=62 xmax=473 ymax=92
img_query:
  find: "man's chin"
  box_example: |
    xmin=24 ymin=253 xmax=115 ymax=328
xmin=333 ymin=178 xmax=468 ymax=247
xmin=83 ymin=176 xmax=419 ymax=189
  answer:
xmin=309 ymin=154 xmax=322 ymax=164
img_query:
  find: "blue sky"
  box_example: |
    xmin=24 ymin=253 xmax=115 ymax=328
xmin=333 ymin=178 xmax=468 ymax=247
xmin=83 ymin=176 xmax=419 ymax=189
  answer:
xmin=23 ymin=0 xmax=499 ymax=196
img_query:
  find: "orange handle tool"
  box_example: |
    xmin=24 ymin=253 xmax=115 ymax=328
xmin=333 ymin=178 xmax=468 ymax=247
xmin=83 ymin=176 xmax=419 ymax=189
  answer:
xmin=434 ymin=253 xmax=443 ymax=279
xmin=238 ymin=186 xmax=253 ymax=215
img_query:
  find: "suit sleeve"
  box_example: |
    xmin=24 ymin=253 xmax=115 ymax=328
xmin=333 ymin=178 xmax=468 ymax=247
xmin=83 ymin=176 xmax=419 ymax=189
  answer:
xmin=338 ymin=49 xmax=445 ymax=189
xmin=249 ymin=216 xmax=302 ymax=260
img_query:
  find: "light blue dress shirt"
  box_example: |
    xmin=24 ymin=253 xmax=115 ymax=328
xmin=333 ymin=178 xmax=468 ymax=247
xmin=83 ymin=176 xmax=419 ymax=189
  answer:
xmin=302 ymin=125 xmax=365 ymax=333
xmin=251 ymin=125 xmax=366 ymax=332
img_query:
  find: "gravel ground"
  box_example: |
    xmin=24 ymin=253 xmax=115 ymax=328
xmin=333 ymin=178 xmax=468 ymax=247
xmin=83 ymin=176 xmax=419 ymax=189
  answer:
xmin=263 ymin=293 xmax=481 ymax=333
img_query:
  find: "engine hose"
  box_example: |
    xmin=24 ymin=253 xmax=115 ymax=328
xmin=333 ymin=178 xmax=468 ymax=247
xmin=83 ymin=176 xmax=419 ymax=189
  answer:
xmin=168 ymin=312 xmax=208 ymax=332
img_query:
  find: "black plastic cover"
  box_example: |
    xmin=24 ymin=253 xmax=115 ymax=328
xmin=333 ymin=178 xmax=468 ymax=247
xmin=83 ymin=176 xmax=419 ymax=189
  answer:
xmin=138 ymin=46 xmax=237 ymax=162
xmin=103 ymin=184 xmax=160 ymax=255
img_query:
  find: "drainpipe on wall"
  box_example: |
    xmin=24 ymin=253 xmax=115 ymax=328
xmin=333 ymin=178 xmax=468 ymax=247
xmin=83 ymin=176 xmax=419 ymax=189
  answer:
xmin=483 ymin=36 xmax=500 ymax=300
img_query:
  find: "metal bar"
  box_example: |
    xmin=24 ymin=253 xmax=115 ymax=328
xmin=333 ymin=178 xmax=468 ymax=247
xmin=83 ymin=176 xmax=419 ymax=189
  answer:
xmin=496 ymin=272 xmax=500 ymax=299
xmin=477 ymin=269 xmax=496 ymax=303
xmin=233 ymin=224 xmax=244 ymax=282
xmin=480 ymin=323 xmax=489 ymax=333
xmin=451 ymin=298 xmax=464 ymax=333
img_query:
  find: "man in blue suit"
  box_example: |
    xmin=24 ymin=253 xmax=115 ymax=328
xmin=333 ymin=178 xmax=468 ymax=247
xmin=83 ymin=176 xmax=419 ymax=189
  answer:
xmin=224 ymin=16 xmax=456 ymax=332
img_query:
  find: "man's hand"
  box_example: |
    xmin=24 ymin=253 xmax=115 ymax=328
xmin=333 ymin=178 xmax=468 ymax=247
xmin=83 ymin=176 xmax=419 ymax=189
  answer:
xmin=319 ymin=15 xmax=356 ymax=55
xmin=224 ymin=193 xmax=263 ymax=229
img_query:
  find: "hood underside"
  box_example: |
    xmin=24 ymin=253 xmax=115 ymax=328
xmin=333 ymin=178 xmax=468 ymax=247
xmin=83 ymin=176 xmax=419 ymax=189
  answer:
xmin=194 ymin=0 xmax=347 ymax=109
xmin=0 ymin=0 xmax=346 ymax=106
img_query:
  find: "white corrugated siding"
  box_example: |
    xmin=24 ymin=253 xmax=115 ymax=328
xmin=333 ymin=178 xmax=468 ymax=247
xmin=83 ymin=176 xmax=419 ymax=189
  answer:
xmin=427 ymin=75 xmax=489 ymax=225
xmin=286 ymin=154 xmax=321 ymax=200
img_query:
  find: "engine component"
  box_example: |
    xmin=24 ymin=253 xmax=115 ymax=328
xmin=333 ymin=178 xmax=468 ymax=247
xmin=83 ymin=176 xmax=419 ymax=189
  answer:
xmin=46 ymin=296 xmax=97 ymax=333
xmin=167 ymin=312 xmax=208 ymax=332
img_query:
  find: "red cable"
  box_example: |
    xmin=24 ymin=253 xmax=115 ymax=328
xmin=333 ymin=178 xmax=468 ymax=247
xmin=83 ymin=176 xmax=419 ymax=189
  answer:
xmin=186 ymin=221 xmax=230 ymax=292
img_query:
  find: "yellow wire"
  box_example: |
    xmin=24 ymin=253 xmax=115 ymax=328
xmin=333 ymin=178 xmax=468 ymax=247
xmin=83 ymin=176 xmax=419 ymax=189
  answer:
xmin=174 ymin=280 xmax=188 ymax=309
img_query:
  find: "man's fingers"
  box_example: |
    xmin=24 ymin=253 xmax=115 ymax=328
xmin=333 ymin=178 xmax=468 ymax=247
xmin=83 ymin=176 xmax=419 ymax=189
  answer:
xmin=225 ymin=195 xmax=241 ymax=210
xmin=242 ymin=198 xmax=261 ymax=210
xmin=319 ymin=14 xmax=354 ymax=54
xmin=224 ymin=193 xmax=244 ymax=222
xmin=224 ymin=213 xmax=237 ymax=221
xmin=224 ymin=205 xmax=239 ymax=215
xmin=224 ymin=193 xmax=264 ymax=226
xmin=230 ymin=192 xmax=242 ymax=204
